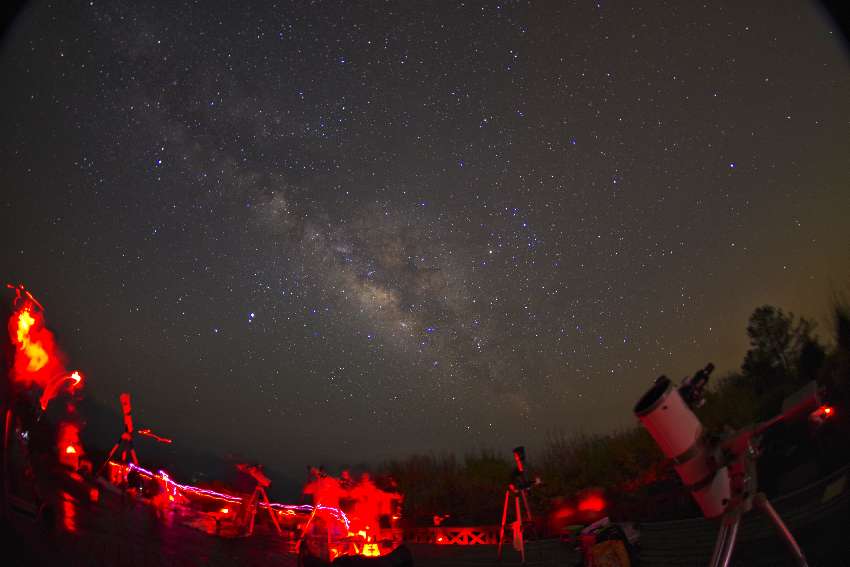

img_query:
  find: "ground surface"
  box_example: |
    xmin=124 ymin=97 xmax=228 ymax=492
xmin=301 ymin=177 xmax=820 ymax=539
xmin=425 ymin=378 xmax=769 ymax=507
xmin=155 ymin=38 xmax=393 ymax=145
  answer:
xmin=2 ymin=479 xmax=571 ymax=567
xmin=2 ymin=465 xmax=848 ymax=566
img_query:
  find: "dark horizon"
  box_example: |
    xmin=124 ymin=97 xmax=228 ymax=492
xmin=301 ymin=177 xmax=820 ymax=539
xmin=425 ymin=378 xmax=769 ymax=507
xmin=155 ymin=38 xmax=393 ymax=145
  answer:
xmin=1 ymin=0 xmax=849 ymax=482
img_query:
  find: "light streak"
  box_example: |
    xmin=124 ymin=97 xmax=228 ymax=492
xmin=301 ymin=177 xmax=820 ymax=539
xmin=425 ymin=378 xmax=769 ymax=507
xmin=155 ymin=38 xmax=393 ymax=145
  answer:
xmin=121 ymin=463 xmax=351 ymax=528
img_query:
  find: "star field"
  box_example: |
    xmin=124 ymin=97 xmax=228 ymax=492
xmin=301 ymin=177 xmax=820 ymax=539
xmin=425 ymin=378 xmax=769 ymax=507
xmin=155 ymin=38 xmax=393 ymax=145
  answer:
xmin=1 ymin=1 xmax=848 ymax=474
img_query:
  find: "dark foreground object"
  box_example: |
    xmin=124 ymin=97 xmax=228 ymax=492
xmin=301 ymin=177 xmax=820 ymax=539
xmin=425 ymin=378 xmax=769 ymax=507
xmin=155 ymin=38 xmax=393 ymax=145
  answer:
xmin=2 ymin=487 xmax=298 ymax=567
xmin=1 ymin=465 xmax=847 ymax=567
xmin=638 ymin=465 xmax=850 ymax=567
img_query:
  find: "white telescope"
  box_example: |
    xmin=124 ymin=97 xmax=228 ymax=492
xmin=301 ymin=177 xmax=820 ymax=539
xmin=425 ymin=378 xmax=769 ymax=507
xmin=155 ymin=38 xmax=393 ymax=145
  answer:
xmin=634 ymin=375 xmax=730 ymax=518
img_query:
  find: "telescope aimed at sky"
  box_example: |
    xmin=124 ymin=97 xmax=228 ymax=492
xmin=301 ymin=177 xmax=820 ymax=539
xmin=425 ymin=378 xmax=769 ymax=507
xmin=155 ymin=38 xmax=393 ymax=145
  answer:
xmin=635 ymin=366 xmax=825 ymax=566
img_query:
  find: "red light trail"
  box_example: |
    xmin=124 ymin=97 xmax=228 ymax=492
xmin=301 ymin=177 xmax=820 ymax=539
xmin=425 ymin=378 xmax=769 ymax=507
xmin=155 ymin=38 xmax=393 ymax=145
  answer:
xmin=119 ymin=462 xmax=352 ymax=530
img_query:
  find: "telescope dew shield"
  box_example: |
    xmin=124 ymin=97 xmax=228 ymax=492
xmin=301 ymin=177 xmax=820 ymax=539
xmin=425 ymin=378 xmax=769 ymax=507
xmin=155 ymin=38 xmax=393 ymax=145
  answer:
xmin=634 ymin=377 xmax=730 ymax=518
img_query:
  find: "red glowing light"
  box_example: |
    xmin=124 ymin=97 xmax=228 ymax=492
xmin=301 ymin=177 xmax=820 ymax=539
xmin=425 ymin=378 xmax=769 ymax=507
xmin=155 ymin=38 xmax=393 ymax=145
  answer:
xmin=221 ymin=507 xmax=229 ymax=514
xmin=7 ymin=285 xmax=67 ymax=394
xmin=7 ymin=286 xmax=87 ymax=428
xmin=137 ymin=428 xmax=173 ymax=444
xmin=40 ymin=370 xmax=85 ymax=411
xmin=60 ymin=492 xmax=77 ymax=533
xmin=578 ymin=494 xmax=606 ymax=512
xmin=812 ymin=404 xmax=836 ymax=422
xmin=114 ymin=462 xmax=353 ymax=533
xmin=10 ymin=302 xmax=60 ymax=386
xmin=58 ymin=422 xmax=83 ymax=469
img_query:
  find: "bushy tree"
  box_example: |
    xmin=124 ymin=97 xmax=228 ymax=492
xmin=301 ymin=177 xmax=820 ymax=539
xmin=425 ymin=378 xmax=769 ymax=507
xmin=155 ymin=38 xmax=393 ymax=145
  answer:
xmin=740 ymin=306 xmax=825 ymax=420
xmin=696 ymin=371 xmax=760 ymax=430
xmin=820 ymin=296 xmax=850 ymax=404
xmin=742 ymin=305 xmax=819 ymax=383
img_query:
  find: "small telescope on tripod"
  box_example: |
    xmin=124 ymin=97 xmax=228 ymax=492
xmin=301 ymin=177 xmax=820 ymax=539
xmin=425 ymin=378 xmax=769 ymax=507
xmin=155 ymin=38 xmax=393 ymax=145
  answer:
xmin=634 ymin=363 xmax=828 ymax=567
xmin=497 ymin=446 xmax=541 ymax=563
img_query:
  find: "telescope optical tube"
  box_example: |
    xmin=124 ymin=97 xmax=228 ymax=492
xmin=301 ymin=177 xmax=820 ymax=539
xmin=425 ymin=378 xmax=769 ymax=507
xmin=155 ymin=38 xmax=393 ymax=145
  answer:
xmin=634 ymin=377 xmax=731 ymax=518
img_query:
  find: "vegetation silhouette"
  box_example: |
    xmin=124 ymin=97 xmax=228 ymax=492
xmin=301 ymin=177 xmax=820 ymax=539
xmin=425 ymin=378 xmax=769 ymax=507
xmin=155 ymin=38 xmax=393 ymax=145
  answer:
xmin=376 ymin=295 xmax=850 ymax=525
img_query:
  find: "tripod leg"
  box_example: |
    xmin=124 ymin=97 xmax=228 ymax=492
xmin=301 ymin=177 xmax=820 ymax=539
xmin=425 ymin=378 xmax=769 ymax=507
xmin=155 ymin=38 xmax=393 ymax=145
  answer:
xmin=515 ymin=496 xmax=525 ymax=563
xmin=259 ymin=487 xmax=283 ymax=535
xmin=96 ymin=443 xmax=120 ymax=477
xmin=130 ymin=448 xmax=139 ymax=465
xmin=250 ymin=499 xmax=258 ymax=536
xmin=709 ymin=522 xmax=729 ymax=567
xmin=297 ymin=502 xmax=320 ymax=554
xmin=754 ymin=494 xmax=809 ymax=567
xmin=716 ymin=513 xmax=740 ymax=567
xmin=497 ymin=490 xmax=510 ymax=560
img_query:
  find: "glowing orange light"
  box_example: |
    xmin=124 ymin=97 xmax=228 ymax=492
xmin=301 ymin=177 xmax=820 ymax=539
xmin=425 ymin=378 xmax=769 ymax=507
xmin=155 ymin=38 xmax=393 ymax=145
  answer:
xmin=41 ymin=371 xmax=85 ymax=411
xmin=58 ymin=422 xmax=83 ymax=469
xmin=362 ymin=543 xmax=380 ymax=557
xmin=824 ymin=406 xmax=833 ymax=416
xmin=16 ymin=308 xmax=49 ymax=372
xmin=17 ymin=308 xmax=34 ymax=343
xmin=221 ymin=507 xmax=229 ymax=514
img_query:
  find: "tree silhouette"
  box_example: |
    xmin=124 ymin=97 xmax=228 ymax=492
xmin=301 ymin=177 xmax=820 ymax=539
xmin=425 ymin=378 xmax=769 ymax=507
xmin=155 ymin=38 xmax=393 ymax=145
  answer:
xmin=742 ymin=306 xmax=819 ymax=389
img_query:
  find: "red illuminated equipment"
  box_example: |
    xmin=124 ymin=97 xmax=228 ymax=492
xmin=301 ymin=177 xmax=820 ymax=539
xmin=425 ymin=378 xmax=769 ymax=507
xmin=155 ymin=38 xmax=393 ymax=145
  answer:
xmin=232 ymin=463 xmax=283 ymax=536
xmin=497 ymin=446 xmax=540 ymax=563
xmin=4 ymin=284 xmax=90 ymax=518
xmin=635 ymin=366 xmax=820 ymax=567
xmin=57 ymin=421 xmax=83 ymax=470
xmin=137 ymin=428 xmax=172 ymax=444
xmin=98 ymin=393 xmax=140 ymax=481
xmin=809 ymin=404 xmax=835 ymax=426
xmin=6 ymin=283 xmax=82 ymax=411
xmin=97 ymin=393 xmax=173 ymax=483
xmin=298 ymin=469 xmax=404 ymax=562
xmin=3 ymin=284 xmax=405 ymax=561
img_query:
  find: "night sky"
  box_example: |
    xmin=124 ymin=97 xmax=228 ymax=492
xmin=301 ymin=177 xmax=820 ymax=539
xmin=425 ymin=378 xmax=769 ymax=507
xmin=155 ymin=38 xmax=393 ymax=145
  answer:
xmin=1 ymin=1 xmax=848 ymax=477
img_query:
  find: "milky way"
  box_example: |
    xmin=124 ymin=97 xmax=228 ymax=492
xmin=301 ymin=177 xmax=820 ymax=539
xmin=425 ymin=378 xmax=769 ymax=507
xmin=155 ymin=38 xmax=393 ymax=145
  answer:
xmin=1 ymin=1 xmax=848 ymax=475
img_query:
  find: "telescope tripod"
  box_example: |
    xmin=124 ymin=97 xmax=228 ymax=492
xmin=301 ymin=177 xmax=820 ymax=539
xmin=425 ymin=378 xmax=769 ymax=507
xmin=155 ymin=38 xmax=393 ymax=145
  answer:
xmin=497 ymin=488 xmax=533 ymax=562
xmin=95 ymin=431 xmax=138 ymax=481
xmin=708 ymin=444 xmax=808 ymax=567
xmin=96 ymin=393 xmax=140 ymax=481
xmin=237 ymin=484 xmax=283 ymax=536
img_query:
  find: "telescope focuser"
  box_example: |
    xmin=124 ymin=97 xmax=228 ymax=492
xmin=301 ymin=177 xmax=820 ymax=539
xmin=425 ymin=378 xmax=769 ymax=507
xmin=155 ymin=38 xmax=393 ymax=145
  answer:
xmin=678 ymin=362 xmax=714 ymax=409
